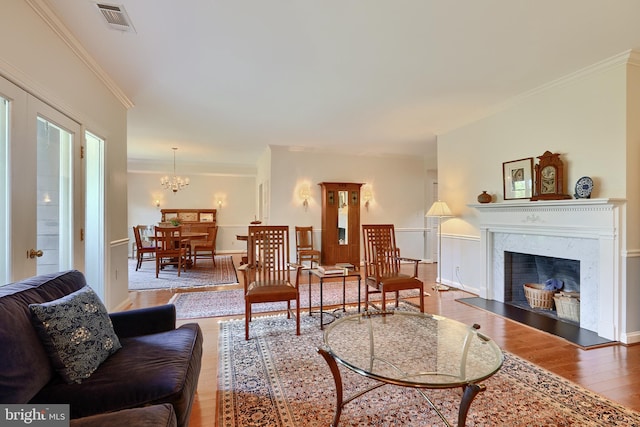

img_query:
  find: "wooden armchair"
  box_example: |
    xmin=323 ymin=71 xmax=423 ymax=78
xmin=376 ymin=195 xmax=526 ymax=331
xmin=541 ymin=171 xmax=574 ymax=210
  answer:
xmin=133 ymin=225 xmax=156 ymax=271
xmin=295 ymin=226 xmax=321 ymax=269
xmin=362 ymin=224 xmax=424 ymax=312
xmin=192 ymin=225 xmax=218 ymax=267
xmin=154 ymin=226 xmax=189 ymax=278
xmin=240 ymin=225 xmax=302 ymax=340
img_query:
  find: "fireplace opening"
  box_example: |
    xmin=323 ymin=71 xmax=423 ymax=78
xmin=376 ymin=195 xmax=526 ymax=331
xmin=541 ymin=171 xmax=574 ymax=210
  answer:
xmin=504 ymin=251 xmax=580 ymax=323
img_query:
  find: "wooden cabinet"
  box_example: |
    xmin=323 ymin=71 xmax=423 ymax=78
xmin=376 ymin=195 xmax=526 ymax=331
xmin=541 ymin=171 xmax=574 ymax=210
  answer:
xmin=319 ymin=182 xmax=362 ymax=267
xmin=160 ymin=209 xmax=216 ymax=233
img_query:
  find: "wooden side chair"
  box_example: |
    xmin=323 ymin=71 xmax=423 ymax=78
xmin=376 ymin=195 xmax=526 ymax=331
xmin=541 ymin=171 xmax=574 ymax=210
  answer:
xmin=240 ymin=225 xmax=302 ymax=340
xmin=192 ymin=225 xmax=218 ymax=267
xmin=154 ymin=226 xmax=189 ymax=278
xmin=295 ymin=226 xmax=321 ymax=269
xmin=133 ymin=225 xmax=156 ymax=271
xmin=362 ymin=224 xmax=424 ymax=313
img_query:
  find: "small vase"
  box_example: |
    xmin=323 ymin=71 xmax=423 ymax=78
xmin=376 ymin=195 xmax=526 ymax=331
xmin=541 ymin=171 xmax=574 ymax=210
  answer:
xmin=477 ymin=191 xmax=492 ymax=204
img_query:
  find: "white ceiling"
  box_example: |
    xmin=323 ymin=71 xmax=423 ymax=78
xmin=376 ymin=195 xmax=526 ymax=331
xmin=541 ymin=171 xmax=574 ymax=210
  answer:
xmin=43 ymin=0 xmax=640 ymax=169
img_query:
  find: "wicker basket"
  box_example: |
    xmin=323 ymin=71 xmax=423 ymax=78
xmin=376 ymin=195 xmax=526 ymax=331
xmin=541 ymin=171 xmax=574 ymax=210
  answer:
xmin=554 ymin=294 xmax=580 ymax=322
xmin=523 ymin=283 xmax=555 ymax=310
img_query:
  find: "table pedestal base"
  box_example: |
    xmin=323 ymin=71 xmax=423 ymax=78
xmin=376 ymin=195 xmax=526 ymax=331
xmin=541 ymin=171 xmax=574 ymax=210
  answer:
xmin=317 ymin=347 xmax=486 ymax=427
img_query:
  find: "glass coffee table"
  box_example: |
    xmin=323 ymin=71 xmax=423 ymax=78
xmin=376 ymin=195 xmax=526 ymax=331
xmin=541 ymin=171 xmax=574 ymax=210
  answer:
xmin=317 ymin=311 xmax=504 ymax=426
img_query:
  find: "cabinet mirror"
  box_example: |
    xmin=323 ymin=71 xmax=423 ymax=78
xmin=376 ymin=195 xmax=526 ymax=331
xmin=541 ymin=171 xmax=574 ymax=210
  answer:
xmin=338 ymin=190 xmax=348 ymax=245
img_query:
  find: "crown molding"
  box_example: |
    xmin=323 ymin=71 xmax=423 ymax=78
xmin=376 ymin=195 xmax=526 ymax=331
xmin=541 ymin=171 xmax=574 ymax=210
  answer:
xmin=437 ymin=49 xmax=639 ymax=135
xmin=26 ymin=0 xmax=134 ymax=109
xmin=626 ymin=49 xmax=640 ymax=67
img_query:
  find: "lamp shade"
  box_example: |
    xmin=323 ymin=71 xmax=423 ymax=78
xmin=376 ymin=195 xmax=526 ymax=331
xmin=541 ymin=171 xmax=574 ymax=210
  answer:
xmin=426 ymin=200 xmax=453 ymax=217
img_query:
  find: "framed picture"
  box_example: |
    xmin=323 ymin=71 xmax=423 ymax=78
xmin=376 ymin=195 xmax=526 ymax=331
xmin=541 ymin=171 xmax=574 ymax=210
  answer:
xmin=503 ymin=157 xmax=533 ymax=200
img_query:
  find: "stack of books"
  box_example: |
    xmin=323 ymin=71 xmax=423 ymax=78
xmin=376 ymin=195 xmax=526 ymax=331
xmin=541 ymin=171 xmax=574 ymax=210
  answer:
xmin=335 ymin=263 xmax=354 ymax=269
xmin=317 ymin=265 xmax=345 ymax=275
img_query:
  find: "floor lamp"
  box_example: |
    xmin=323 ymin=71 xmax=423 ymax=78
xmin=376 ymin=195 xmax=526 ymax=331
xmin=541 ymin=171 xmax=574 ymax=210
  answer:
xmin=426 ymin=200 xmax=453 ymax=291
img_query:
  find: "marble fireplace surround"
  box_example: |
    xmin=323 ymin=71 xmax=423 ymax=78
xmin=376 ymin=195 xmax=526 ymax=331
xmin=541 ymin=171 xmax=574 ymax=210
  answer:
xmin=473 ymin=199 xmax=624 ymax=341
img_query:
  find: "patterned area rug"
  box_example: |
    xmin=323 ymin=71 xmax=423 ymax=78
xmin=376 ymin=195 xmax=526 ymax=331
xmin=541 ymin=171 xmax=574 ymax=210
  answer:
xmin=128 ymin=255 xmax=238 ymax=290
xmin=169 ymin=280 xmax=420 ymax=319
xmin=217 ymin=314 xmax=640 ymax=426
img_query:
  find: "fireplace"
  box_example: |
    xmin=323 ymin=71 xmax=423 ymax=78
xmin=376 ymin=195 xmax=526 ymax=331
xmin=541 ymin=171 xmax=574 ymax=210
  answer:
xmin=504 ymin=252 xmax=580 ymax=317
xmin=473 ymin=199 xmax=623 ymax=341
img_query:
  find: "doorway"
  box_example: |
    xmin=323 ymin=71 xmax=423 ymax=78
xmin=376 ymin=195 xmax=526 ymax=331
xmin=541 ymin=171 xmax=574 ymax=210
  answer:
xmin=0 ymin=75 xmax=83 ymax=282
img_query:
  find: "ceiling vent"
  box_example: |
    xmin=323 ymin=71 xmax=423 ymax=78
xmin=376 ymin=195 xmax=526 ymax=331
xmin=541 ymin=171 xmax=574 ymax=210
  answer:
xmin=95 ymin=3 xmax=136 ymax=33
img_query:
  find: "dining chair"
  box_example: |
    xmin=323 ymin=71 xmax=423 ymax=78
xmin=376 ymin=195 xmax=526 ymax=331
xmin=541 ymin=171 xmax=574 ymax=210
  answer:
xmin=154 ymin=226 xmax=189 ymax=278
xmin=295 ymin=226 xmax=321 ymax=269
xmin=192 ymin=225 xmax=218 ymax=267
xmin=362 ymin=224 xmax=424 ymax=312
xmin=240 ymin=225 xmax=302 ymax=340
xmin=133 ymin=225 xmax=156 ymax=271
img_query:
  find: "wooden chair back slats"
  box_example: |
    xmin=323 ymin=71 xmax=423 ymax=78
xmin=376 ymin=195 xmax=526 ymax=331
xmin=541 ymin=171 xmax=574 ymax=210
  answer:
xmin=133 ymin=225 xmax=156 ymax=271
xmin=363 ymin=224 xmax=400 ymax=278
xmin=295 ymin=226 xmax=314 ymax=251
xmin=243 ymin=225 xmax=301 ymax=340
xmin=192 ymin=225 xmax=218 ymax=267
xmin=154 ymin=226 xmax=188 ymax=277
xmin=248 ymin=226 xmax=290 ymax=284
xmin=362 ymin=224 xmax=424 ymax=312
xmin=133 ymin=225 xmax=144 ymax=248
xmin=154 ymin=226 xmax=183 ymax=252
xmin=295 ymin=226 xmax=321 ymax=268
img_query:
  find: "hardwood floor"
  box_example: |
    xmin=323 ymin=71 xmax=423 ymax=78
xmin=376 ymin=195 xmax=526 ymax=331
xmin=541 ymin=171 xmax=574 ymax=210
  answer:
xmin=127 ymin=254 xmax=640 ymax=427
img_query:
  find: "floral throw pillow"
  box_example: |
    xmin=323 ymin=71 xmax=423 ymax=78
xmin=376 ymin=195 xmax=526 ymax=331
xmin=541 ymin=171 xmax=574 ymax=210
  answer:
xmin=29 ymin=286 xmax=122 ymax=384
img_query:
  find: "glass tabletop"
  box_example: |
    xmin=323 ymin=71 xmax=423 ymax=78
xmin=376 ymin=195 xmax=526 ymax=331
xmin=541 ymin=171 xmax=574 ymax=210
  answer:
xmin=322 ymin=311 xmax=504 ymax=388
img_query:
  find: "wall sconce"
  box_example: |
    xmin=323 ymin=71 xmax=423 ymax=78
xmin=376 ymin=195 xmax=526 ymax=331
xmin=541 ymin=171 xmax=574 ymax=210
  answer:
xmin=299 ymin=184 xmax=311 ymax=210
xmin=362 ymin=186 xmax=373 ymax=211
xmin=155 ymin=200 xmax=160 ymax=209
xmin=214 ymin=193 xmax=226 ymax=210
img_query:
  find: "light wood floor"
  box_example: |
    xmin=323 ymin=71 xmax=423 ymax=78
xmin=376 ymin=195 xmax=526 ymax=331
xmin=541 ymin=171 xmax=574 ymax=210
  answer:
xmin=127 ymin=253 xmax=640 ymax=427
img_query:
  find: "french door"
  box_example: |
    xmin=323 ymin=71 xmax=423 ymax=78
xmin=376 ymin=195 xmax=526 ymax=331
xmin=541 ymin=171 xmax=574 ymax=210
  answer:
xmin=0 ymin=75 xmax=83 ymax=282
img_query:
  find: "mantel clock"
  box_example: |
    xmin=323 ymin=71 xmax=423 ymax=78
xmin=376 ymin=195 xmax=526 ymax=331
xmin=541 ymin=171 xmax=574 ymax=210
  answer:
xmin=531 ymin=151 xmax=571 ymax=201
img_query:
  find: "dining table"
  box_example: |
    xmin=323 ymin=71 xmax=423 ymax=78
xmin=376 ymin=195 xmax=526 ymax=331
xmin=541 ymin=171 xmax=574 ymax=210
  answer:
xmin=151 ymin=230 xmax=208 ymax=267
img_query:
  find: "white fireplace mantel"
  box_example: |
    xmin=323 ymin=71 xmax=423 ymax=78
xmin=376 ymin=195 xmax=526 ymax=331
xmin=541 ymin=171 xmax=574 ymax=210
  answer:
xmin=471 ymin=198 xmax=625 ymax=341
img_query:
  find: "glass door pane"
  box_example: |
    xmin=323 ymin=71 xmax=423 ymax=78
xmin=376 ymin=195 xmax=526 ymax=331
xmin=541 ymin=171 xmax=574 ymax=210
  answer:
xmin=0 ymin=96 xmax=8 ymax=283
xmin=36 ymin=117 xmax=74 ymax=275
xmin=84 ymin=131 xmax=105 ymax=298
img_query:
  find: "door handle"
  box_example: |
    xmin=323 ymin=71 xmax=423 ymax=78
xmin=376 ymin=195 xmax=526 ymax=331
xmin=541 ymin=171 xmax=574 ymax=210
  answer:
xmin=28 ymin=249 xmax=43 ymax=259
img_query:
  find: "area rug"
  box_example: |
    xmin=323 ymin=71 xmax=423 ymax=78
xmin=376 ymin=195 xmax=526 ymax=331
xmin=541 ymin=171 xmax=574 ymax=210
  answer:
xmin=169 ymin=280 xmax=420 ymax=319
xmin=128 ymin=255 xmax=238 ymax=290
xmin=217 ymin=314 xmax=640 ymax=426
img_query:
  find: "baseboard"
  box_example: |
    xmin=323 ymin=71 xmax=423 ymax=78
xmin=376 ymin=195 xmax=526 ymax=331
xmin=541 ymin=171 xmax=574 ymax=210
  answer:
xmin=621 ymin=331 xmax=640 ymax=345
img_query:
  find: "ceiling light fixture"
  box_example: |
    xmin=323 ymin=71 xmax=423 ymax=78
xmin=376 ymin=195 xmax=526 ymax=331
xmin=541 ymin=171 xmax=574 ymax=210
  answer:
xmin=161 ymin=147 xmax=189 ymax=193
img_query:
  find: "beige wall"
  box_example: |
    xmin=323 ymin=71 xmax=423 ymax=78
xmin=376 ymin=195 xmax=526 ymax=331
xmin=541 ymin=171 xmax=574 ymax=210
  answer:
xmin=127 ymin=170 xmax=256 ymax=255
xmin=129 ymin=147 xmax=435 ymax=263
xmin=438 ymin=51 xmax=640 ymax=339
xmin=1 ymin=0 xmax=129 ymax=309
xmin=440 ymin=59 xmax=628 ymax=236
xmin=265 ymin=146 xmax=430 ymax=260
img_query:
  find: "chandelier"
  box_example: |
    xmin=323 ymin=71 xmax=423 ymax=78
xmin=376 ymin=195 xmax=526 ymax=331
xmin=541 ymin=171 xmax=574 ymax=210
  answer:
xmin=161 ymin=147 xmax=189 ymax=193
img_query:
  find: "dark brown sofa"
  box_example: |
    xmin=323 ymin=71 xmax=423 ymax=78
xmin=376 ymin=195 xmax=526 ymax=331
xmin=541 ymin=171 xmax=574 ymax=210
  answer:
xmin=0 ymin=270 xmax=202 ymax=427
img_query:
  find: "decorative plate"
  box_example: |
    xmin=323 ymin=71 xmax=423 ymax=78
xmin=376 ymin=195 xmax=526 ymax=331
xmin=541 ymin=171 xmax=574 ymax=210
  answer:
xmin=574 ymin=176 xmax=594 ymax=199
